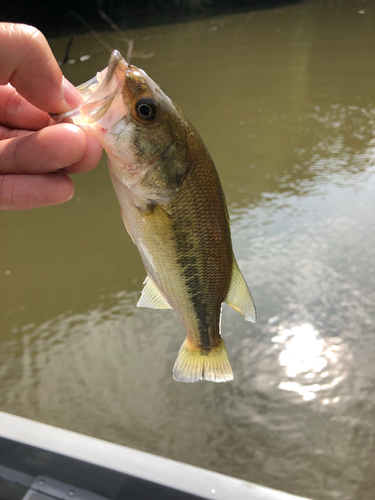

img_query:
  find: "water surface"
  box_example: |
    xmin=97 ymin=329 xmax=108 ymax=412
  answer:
xmin=1 ymin=2 xmax=375 ymax=499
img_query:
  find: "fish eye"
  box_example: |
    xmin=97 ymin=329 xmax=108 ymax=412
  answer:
xmin=135 ymin=98 xmax=157 ymax=121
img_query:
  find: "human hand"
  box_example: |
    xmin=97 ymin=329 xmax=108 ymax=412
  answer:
xmin=0 ymin=23 xmax=103 ymax=210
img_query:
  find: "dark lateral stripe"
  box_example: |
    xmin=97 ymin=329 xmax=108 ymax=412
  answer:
xmin=173 ymin=220 xmax=211 ymax=348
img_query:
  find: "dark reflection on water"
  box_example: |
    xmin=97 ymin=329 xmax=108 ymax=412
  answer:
xmin=1 ymin=2 xmax=375 ymax=499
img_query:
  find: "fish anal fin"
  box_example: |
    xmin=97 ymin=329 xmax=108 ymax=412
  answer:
xmin=137 ymin=277 xmax=172 ymax=309
xmin=225 ymin=257 xmax=256 ymax=323
xmin=173 ymin=339 xmax=233 ymax=383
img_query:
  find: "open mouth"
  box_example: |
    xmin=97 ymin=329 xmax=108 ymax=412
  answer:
xmin=51 ymin=50 xmax=129 ymax=130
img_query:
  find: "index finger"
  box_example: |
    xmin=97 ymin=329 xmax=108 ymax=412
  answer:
xmin=0 ymin=23 xmax=82 ymax=114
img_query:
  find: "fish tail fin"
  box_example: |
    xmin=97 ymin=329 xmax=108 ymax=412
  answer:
xmin=173 ymin=339 xmax=233 ymax=383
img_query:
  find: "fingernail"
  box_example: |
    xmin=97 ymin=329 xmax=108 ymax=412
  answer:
xmin=62 ymin=77 xmax=83 ymax=109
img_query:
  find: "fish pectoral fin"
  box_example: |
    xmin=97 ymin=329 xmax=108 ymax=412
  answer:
xmin=173 ymin=339 xmax=233 ymax=383
xmin=225 ymin=257 xmax=256 ymax=323
xmin=121 ymin=209 xmax=135 ymax=244
xmin=137 ymin=277 xmax=172 ymax=309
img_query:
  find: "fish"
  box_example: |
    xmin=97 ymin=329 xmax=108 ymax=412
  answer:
xmin=53 ymin=50 xmax=256 ymax=382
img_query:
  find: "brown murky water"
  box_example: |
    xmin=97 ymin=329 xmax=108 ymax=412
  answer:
xmin=1 ymin=1 xmax=375 ymax=499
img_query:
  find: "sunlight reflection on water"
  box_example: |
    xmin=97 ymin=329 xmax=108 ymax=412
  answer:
xmin=271 ymin=323 xmax=351 ymax=403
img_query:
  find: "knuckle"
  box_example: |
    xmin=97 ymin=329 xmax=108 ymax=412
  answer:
xmin=13 ymin=24 xmax=49 ymax=60
xmin=19 ymin=24 xmax=44 ymax=45
xmin=7 ymin=90 xmax=24 ymax=128
xmin=1 ymin=135 xmax=24 ymax=174
xmin=0 ymin=175 xmax=16 ymax=210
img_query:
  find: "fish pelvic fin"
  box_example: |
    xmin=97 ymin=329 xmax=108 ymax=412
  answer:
xmin=173 ymin=339 xmax=233 ymax=383
xmin=137 ymin=277 xmax=172 ymax=309
xmin=225 ymin=257 xmax=256 ymax=323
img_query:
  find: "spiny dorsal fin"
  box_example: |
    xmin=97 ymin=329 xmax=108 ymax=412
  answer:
xmin=225 ymin=257 xmax=256 ymax=322
xmin=173 ymin=338 xmax=233 ymax=383
xmin=137 ymin=277 xmax=172 ymax=309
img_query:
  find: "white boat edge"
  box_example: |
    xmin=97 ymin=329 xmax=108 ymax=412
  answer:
xmin=0 ymin=410 xmax=310 ymax=500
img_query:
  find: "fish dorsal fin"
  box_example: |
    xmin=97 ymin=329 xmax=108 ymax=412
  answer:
xmin=225 ymin=257 xmax=256 ymax=323
xmin=137 ymin=277 xmax=172 ymax=309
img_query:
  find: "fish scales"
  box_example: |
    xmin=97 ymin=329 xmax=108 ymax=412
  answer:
xmin=53 ymin=50 xmax=256 ymax=383
xmin=164 ymin=133 xmax=233 ymax=349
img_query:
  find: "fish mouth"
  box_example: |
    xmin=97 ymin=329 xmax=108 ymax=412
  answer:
xmin=76 ymin=50 xmax=126 ymax=100
xmin=51 ymin=50 xmax=130 ymax=130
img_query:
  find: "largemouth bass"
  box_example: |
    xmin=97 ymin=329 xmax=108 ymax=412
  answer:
xmin=54 ymin=50 xmax=256 ymax=383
